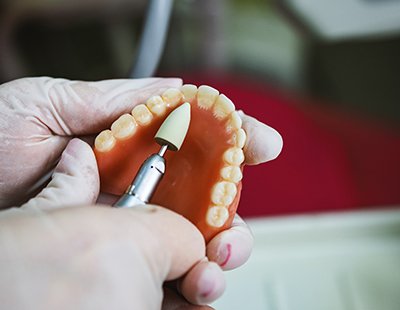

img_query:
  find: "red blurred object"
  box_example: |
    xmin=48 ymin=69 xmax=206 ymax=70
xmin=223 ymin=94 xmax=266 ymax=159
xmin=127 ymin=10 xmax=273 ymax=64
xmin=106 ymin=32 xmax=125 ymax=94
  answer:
xmin=178 ymin=73 xmax=400 ymax=217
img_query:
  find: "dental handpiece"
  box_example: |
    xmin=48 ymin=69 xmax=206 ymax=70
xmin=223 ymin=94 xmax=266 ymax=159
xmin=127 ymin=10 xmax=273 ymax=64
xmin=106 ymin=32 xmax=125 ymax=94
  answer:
xmin=114 ymin=102 xmax=191 ymax=208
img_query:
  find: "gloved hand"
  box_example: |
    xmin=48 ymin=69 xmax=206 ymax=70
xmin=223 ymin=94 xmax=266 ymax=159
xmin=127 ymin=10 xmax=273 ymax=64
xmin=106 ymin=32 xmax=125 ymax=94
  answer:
xmin=0 ymin=77 xmax=283 ymax=308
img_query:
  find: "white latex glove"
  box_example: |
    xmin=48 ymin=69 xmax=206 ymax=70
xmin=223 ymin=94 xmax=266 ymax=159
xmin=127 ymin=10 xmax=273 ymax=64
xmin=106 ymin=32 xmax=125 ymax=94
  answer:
xmin=0 ymin=77 xmax=283 ymax=309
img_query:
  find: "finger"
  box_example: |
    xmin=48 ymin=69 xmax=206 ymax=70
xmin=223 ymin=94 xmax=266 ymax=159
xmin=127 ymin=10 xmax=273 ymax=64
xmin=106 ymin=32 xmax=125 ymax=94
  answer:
xmin=111 ymin=205 xmax=206 ymax=282
xmin=239 ymin=111 xmax=283 ymax=165
xmin=20 ymin=138 xmax=99 ymax=210
xmin=16 ymin=77 xmax=182 ymax=136
xmin=206 ymin=214 xmax=254 ymax=271
xmin=2 ymin=205 xmax=206 ymax=309
xmin=179 ymin=260 xmax=225 ymax=305
xmin=162 ymin=286 xmax=215 ymax=310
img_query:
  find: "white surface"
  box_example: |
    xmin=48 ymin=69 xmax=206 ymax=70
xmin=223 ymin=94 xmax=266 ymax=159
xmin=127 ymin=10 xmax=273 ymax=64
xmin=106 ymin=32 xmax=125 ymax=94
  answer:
xmin=284 ymin=0 xmax=400 ymax=39
xmin=212 ymin=209 xmax=400 ymax=310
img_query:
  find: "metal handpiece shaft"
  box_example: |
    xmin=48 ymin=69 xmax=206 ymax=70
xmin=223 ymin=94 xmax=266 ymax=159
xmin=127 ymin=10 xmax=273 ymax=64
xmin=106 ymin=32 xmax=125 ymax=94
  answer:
xmin=114 ymin=150 xmax=165 ymax=208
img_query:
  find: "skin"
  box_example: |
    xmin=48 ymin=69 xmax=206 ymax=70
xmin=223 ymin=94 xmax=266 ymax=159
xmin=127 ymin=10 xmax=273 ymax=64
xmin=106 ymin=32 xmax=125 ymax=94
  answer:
xmin=0 ymin=77 xmax=283 ymax=309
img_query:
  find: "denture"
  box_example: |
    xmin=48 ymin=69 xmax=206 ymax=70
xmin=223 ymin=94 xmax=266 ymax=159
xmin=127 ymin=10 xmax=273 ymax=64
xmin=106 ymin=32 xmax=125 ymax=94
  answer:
xmin=94 ymin=84 xmax=246 ymax=242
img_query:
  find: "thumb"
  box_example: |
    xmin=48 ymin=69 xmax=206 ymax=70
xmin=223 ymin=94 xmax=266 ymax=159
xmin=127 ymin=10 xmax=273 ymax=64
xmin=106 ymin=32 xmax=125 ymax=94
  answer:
xmin=21 ymin=138 xmax=99 ymax=210
xmin=239 ymin=111 xmax=283 ymax=165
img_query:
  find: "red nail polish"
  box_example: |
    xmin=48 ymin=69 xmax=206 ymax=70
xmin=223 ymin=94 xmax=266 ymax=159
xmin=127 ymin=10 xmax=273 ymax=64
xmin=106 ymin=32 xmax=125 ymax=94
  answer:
xmin=200 ymin=287 xmax=213 ymax=299
xmin=219 ymin=243 xmax=232 ymax=267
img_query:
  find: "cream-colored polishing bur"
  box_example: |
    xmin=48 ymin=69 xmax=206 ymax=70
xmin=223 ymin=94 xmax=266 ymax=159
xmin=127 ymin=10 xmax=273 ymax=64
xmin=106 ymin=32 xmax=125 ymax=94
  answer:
xmin=155 ymin=102 xmax=191 ymax=151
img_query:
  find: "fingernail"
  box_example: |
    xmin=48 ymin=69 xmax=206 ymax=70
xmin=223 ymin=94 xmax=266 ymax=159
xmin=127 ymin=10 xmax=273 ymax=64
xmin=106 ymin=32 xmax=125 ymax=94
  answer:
xmin=216 ymin=243 xmax=232 ymax=268
xmin=196 ymin=263 xmax=225 ymax=304
xmin=212 ymin=229 xmax=253 ymax=271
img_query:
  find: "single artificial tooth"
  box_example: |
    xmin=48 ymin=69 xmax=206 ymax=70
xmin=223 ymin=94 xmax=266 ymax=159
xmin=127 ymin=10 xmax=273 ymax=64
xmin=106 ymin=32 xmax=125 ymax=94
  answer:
xmin=206 ymin=206 xmax=229 ymax=228
xmin=211 ymin=181 xmax=237 ymax=206
xmin=236 ymin=129 xmax=247 ymax=148
xmin=213 ymin=94 xmax=235 ymax=119
xmin=146 ymin=95 xmax=167 ymax=116
xmin=181 ymin=84 xmax=198 ymax=102
xmin=230 ymin=128 xmax=247 ymax=148
xmin=95 ymin=130 xmax=116 ymax=152
xmin=220 ymin=166 xmax=243 ymax=183
xmin=132 ymin=104 xmax=153 ymax=126
xmin=162 ymin=88 xmax=183 ymax=108
xmin=223 ymin=147 xmax=245 ymax=166
xmin=111 ymin=114 xmax=137 ymax=140
xmin=226 ymin=111 xmax=242 ymax=132
xmin=197 ymin=85 xmax=219 ymax=110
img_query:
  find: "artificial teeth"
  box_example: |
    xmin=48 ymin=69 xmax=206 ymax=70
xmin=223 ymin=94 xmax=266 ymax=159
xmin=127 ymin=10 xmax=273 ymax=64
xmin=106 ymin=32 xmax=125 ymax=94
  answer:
xmin=181 ymin=84 xmax=198 ymax=102
xmin=226 ymin=111 xmax=242 ymax=132
xmin=131 ymin=104 xmax=153 ymax=126
xmin=223 ymin=147 xmax=245 ymax=166
xmin=211 ymin=181 xmax=237 ymax=206
xmin=230 ymin=128 xmax=247 ymax=148
xmin=111 ymin=114 xmax=137 ymax=140
xmin=95 ymin=130 xmax=116 ymax=152
xmin=206 ymin=206 xmax=229 ymax=228
xmin=213 ymin=94 xmax=235 ymax=120
xmin=220 ymin=166 xmax=243 ymax=183
xmin=162 ymin=88 xmax=183 ymax=108
xmin=197 ymin=85 xmax=219 ymax=110
xmin=146 ymin=95 xmax=167 ymax=116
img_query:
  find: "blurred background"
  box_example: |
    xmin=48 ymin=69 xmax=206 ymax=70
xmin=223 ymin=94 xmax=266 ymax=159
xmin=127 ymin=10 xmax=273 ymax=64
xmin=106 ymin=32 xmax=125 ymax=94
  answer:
xmin=2 ymin=0 xmax=400 ymax=123
xmin=1 ymin=0 xmax=400 ymax=309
